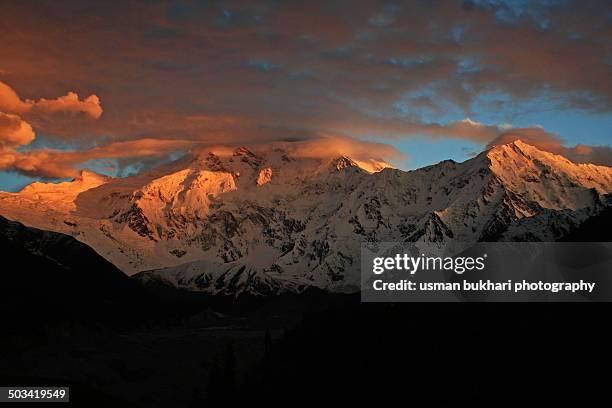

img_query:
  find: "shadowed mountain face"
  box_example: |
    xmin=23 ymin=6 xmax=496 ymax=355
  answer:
xmin=0 ymin=215 xmax=150 ymax=328
xmin=560 ymin=206 xmax=612 ymax=242
xmin=0 ymin=140 xmax=611 ymax=296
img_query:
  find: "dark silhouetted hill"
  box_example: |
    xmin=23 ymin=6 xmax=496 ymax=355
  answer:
xmin=561 ymin=206 xmax=612 ymax=242
xmin=0 ymin=215 xmax=152 ymax=329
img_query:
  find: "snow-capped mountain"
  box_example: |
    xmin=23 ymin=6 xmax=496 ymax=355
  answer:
xmin=0 ymin=140 xmax=611 ymax=295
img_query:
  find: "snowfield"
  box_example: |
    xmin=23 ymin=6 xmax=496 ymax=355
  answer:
xmin=1 ymin=140 xmax=611 ymax=295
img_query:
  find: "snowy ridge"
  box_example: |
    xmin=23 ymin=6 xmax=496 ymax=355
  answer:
xmin=0 ymin=140 xmax=611 ymax=295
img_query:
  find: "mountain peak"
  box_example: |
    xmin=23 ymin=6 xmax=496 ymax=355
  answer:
xmin=233 ymin=146 xmax=256 ymax=157
xmin=488 ymin=138 xmax=531 ymax=154
xmin=484 ymin=138 xmax=612 ymax=199
xmin=510 ymin=139 xmax=530 ymax=149
xmin=330 ymin=156 xmax=360 ymax=171
xmin=486 ymin=139 xmax=576 ymax=168
xmin=74 ymin=169 xmax=111 ymax=184
xmin=17 ymin=169 xmax=110 ymax=195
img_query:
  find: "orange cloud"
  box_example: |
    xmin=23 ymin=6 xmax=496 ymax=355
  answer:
xmin=0 ymin=81 xmax=102 ymax=119
xmin=281 ymin=136 xmax=404 ymax=172
xmin=320 ymin=114 xmax=504 ymax=143
xmin=1 ymin=138 xmax=196 ymax=178
xmin=281 ymin=135 xmax=404 ymax=165
xmin=0 ymin=111 xmax=35 ymax=180
xmin=0 ymin=80 xmax=106 ymax=178
xmin=0 ymin=81 xmax=29 ymax=113
xmin=487 ymin=127 xmax=565 ymax=152
xmin=197 ymin=135 xmax=406 ymax=167
xmin=0 ymin=112 xmax=35 ymax=147
xmin=0 ymin=133 xmax=406 ymax=178
xmin=0 ymin=150 xmax=16 ymax=169
xmin=32 ymin=92 xmax=103 ymax=119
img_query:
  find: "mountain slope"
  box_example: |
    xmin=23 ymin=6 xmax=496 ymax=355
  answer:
xmin=0 ymin=215 xmax=150 ymax=327
xmin=1 ymin=140 xmax=611 ymax=295
xmin=560 ymin=206 xmax=612 ymax=242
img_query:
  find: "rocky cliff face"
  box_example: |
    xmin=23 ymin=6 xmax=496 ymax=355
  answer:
xmin=1 ymin=140 xmax=611 ymax=295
